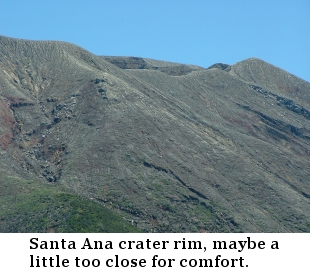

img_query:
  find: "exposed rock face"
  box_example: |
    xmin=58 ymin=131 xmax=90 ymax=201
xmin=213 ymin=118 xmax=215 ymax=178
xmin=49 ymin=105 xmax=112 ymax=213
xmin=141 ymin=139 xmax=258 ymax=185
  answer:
xmin=102 ymin=56 xmax=203 ymax=76
xmin=0 ymin=36 xmax=310 ymax=232
xmin=207 ymin=63 xmax=231 ymax=71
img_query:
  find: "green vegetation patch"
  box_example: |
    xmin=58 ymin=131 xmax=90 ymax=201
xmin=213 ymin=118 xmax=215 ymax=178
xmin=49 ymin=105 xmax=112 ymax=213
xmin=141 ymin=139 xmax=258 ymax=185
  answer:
xmin=0 ymin=175 xmax=140 ymax=233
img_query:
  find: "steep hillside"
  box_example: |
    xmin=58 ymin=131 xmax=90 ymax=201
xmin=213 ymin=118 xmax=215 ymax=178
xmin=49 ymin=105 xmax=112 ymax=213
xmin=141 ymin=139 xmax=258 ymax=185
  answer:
xmin=0 ymin=36 xmax=309 ymax=232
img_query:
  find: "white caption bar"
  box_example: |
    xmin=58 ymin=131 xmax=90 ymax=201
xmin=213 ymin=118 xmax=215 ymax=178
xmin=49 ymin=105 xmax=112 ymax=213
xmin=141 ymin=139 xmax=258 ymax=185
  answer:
xmin=1 ymin=233 xmax=309 ymax=275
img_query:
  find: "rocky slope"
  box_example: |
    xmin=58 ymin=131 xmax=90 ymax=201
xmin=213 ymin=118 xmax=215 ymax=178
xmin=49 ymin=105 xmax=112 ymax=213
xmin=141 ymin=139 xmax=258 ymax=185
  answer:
xmin=0 ymin=35 xmax=309 ymax=232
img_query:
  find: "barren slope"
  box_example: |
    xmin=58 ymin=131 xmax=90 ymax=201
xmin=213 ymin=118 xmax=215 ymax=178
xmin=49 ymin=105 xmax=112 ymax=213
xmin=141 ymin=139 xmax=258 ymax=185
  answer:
xmin=0 ymin=36 xmax=309 ymax=232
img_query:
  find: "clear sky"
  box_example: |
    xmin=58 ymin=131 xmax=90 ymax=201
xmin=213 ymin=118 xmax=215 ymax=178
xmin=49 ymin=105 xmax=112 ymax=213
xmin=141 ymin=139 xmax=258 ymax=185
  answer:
xmin=1 ymin=0 xmax=309 ymax=82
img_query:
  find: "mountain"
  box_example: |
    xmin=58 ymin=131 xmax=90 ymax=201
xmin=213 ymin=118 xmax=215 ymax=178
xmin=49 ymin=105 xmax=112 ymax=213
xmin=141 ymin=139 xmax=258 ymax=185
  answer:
xmin=0 ymin=35 xmax=309 ymax=232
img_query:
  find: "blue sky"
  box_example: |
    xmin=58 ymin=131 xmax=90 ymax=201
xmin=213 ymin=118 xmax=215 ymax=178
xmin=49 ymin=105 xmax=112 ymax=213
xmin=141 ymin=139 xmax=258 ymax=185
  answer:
xmin=1 ymin=0 xmax=309 ymax=82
